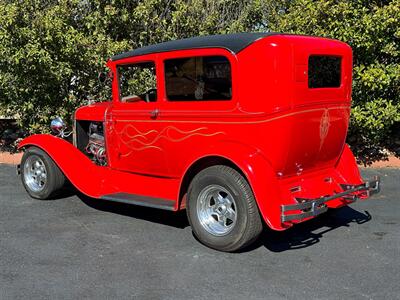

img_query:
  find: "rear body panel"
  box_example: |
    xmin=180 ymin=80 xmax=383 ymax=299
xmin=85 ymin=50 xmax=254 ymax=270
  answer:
xmin=282 ymin=104 xmax=350 ymax=176
xmin=288 ymin=36 xmax=352 ymax=176
xmin=236 ymin=35 xmax=353 ymax=178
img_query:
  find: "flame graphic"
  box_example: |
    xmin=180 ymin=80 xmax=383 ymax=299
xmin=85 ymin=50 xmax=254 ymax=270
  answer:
xmin=116 ymin=125 xmax=225 ymax=157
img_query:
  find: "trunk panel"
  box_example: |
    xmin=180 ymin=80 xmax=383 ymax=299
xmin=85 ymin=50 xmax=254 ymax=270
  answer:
xmin=282 ymin=105 xmax=350 ymax=176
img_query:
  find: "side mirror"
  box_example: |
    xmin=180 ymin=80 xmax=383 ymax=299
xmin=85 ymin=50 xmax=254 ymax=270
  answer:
xmin=98 ymin=71 xmax=113 ymax=83
xmin=98 ymin=71 xmax=108 ymax=83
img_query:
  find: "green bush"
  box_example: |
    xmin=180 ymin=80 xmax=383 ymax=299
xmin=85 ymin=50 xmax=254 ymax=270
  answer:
xmin=0 ymin=0 xmax=130 ymax=132
xmin=0 ymin=0 xmax=398 ymax=163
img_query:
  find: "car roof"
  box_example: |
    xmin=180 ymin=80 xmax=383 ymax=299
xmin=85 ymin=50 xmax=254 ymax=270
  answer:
xmin=111 ymin=32 xmax=278 ymax=61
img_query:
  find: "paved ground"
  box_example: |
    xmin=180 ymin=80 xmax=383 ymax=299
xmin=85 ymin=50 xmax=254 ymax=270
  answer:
xmin=0 ymin=164 xmax=399 ymax=300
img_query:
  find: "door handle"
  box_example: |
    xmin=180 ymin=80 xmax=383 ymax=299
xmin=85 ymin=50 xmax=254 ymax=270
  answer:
xmin=150 ymin=109 xmax=159 ymax=119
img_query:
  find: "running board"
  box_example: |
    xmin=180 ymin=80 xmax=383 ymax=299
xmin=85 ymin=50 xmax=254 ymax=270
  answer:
xmin=100 ymin=193 xmax=176 ymax=211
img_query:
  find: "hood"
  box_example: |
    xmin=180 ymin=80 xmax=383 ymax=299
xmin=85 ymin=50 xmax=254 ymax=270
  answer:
xmin=75 ymin=102 xmax=111 ymax=122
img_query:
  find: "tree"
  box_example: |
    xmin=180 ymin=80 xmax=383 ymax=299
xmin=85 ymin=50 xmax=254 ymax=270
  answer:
xmin=0 ymin=0 xmax=278 ymax=132
xmin=0 ymin=0 xmax=398 ymax=163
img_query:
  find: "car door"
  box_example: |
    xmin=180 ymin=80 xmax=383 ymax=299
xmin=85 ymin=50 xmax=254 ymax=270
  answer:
xmin=156 ymin=50 xmax=237 ymax=178
xmin=107 ymin=56 xmax=169 ymax=177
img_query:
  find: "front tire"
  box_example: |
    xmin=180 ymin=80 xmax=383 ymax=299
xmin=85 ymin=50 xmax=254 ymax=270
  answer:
xmin=21 ymin=147 xmax=66 ymax=199
xmin=187 ymin=165 xmax=263 ymax=252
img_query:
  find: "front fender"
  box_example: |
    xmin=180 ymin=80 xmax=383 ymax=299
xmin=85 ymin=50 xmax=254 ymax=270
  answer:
xmin=184 ymin=141 xmax=289 ymax=231
xmin=18 ymin=134 xmax=108 ymax=198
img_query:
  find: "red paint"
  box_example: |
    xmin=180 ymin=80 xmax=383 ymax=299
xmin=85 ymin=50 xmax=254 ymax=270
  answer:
xmin=19 ymin=34 xmax=373 ymax=230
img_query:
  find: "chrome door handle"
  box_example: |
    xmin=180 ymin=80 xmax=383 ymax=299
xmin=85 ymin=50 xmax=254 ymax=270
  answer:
xmin=150 ymin=109 xmax=159 ymax=119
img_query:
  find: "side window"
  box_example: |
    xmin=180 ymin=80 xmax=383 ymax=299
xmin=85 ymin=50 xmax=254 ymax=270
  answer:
xmin=164 ymin=56 xmax=232 ymax=101
xmin=118 ymin=62 xmax=157 ymax=103
xmin=308 ymin=55 xmax=342 ymax=88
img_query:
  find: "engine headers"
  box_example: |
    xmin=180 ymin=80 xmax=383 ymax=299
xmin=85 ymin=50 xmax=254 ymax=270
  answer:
xmin=85 ymin=122 xmax=107 ymax=166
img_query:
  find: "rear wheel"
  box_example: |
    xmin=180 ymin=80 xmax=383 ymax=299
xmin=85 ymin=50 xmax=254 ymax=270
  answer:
xmin=187 ymin=165 xmax=263 ymax=252
xmin=21 ymin=147 xmax=66 ymax=199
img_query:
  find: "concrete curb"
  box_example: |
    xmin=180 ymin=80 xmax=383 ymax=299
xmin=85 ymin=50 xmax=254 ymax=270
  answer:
xmin=0 ymin=152 xmax=23 ymax=165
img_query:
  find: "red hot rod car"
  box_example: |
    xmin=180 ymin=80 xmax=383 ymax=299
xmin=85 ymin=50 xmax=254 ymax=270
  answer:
xmin=18 ymin=33 xmax=380 ymax=252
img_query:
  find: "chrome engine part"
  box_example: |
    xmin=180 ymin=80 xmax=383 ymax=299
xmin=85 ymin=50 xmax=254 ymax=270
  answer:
xmin=85 ymin=122 xmax=107 ymax=166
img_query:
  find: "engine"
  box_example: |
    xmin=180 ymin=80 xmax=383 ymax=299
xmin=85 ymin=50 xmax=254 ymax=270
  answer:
xmin=85 ymin=122 xmax=107 ymax=166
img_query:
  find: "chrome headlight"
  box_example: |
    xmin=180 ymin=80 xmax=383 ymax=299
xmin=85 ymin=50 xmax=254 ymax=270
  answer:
xmin=50 ymin=117 xmax=66 ymax=135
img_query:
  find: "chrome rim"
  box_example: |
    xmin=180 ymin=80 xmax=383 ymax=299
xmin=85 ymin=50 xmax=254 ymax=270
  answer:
xmin=23 ymin=155 xmax=47 ymax=192
xmin=196 ymin=185 xmax=237 ymax=236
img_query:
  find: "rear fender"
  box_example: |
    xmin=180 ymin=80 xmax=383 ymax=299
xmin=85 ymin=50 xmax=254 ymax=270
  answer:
xmin=18 ymin=134 xmax=109 ymax=198
xmin=335 ymin=144 xmax=363 ymax=184
xmin=184 ymin=141 xmax=289 ymax=231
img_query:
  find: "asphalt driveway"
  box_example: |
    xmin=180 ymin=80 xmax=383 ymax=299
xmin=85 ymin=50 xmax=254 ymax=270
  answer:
xmin=0 ymin=164 xmax=399 ymax=299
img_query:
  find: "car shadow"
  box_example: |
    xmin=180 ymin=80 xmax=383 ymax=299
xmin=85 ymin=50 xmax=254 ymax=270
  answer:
xmin=244 ymin=206 xmax=372 ymax=253
xmin=73 ymin=189 xmax=371 ymax=250
xmin=49 ymin=185 xmax=77 ymax=200
xmin=76 ymin=192 xmax=190 ymax=229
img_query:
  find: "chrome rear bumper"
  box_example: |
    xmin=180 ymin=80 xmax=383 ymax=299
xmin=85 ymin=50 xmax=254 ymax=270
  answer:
xmin=281 ymin=176 xmax=380 ymax=222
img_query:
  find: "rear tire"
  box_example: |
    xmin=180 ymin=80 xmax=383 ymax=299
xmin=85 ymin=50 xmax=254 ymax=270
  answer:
xmin=187 ymin=165 xmax=263 ymax=252
xmin=21 ymin=147 xmax=66 ymax=200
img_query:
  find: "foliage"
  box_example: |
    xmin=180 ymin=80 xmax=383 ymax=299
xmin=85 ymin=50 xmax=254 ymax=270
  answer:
xmin=119 ymin=63 xmax=156 ymax=99
xmin=0 ymin=0 xmax=129 ymax=132
xmin=0 ymin=0 xmax=399 ymax=163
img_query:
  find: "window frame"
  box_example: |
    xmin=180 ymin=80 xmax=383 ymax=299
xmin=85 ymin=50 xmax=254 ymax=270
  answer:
xmin=117 ymin=60 xmax=158 ymax=103
xmin=114 ymin=54 xmax=159 ymax=104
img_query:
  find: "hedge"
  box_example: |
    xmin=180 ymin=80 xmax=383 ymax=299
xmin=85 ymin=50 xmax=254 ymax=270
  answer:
xmin=0 ymin=0 xmax=399 ymax=163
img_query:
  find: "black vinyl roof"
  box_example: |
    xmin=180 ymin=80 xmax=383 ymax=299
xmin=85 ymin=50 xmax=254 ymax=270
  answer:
xmin=111 ymin=32 xmax=278 ymax=61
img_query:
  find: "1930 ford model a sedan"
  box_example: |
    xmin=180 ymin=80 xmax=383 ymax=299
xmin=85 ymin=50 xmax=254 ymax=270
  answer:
xmin=18 ymin=33 xmax=380 ymax=252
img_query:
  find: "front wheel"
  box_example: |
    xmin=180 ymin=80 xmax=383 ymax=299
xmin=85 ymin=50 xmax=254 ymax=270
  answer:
xmin=21 ymin=147 xmax=66 ymax=199
xmin=187 ymin=165 xmax=263 ymax=252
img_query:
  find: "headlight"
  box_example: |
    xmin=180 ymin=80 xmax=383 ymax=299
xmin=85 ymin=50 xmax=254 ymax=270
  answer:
xmin=50 ymin=117 xmax=66 ymax=135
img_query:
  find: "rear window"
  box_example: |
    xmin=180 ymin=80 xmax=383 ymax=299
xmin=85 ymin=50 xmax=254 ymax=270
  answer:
xmin=308 ymin=55 xmax=341 ymax=88
xmin=164 ymin=56 xmax=232 ymax=101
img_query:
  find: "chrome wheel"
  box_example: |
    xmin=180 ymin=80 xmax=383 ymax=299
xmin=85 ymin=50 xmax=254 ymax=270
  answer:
xmin=196 ymin=184 xmax=237 ymax=236
xmin=23 ymin=155 xmax=47 ymax=192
